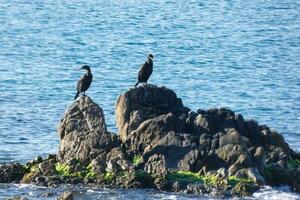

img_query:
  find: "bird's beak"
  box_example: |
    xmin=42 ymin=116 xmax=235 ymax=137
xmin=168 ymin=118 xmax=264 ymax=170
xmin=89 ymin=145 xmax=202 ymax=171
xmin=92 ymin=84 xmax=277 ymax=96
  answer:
xmin=75 ymin=67 xmax=82 ymax=70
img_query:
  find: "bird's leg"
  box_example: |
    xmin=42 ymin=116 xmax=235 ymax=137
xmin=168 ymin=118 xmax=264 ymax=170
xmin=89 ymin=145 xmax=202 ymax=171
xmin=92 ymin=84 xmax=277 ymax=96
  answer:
xmin=83 ymin=91 xmax=85 ymax=96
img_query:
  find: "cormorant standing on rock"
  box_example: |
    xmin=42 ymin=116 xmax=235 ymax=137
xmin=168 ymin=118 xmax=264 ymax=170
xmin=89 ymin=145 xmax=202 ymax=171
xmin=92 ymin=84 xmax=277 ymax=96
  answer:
xmin=135 ymin=53 xmax=154 ymax=87
xmin=74 ymin=65 xmax=93 ymax=100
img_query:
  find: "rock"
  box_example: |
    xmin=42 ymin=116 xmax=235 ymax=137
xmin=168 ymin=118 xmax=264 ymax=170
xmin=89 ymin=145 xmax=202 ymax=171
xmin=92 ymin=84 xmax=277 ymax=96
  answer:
xmin=228 ymin=164 xmax=242 ymax=176
xmin=143 ymin=131 xmax=196 ymax=170
xmin=219 ymin=129 xmax=244 ymax=147
xmin=235 ymin=168 xmax=266 ymax=185
xmin=46 ymin=175 xmax=64 ymax=187
xmin=39 ymin=159 xmax=56 ymax=176
xmin=115 ymin=85 xmax=189 ymax=144
xmin=124 ymin=113 xmax=188 ymax=155
xmin=115 ymin=169 xmax=154 ymax=189
xmin=253 ymin=146 xmax=265 ymax=172
xmin=57 ymin=191 xmax=73 ymax=200
xmin=216 ymin=144 xmax=248 ymax=165
xmin=182 ymin=133 xmax=198 ymax=148
xmin=234 ymin=154 xmax=252 ymax=168
xmin=116 ymin=170 xmax=142 ymax=188
xmin=185 ymin=183 xmax=206 ymax=195
xmin=245 ymin=120 xmax=263 ymax=146
xmin=231 ymin=182 xmax=259 ymax=197
xmin=35 ymin=176 xmax=47 ymax=186
xmin=90 ymin=153 xmax=107 ymax=175
xmin=193 ymin=114 xmax=210 ymax=134
xmin=144 ymin=154 xmax=167 ymax=177
xmin=199 ymin=153 xmax=227 ymax=171
xmin=210 ymin=138 xmax=219 ymax=153
xmin=178 ymin=149 xmax=202 ymax=172
xmin=216 ymin=168 xmax=228 ymax=179
xmin=171 ymin=181 xmax=187 ymax=192
xmin=42 ymin=192 xmax=55 ymax=197
xmin=3 ymin=84 xmax=296 ymax=198
xmin=290 ymin=151 xmax=300 ymax=160
xmin=185 ymin=111 xmax=198 ymax=133
xmin=265 ymin=146 xmax=288 ymax=168
xmin=57 ymin=96 xmax=117 ymax=163
xmin=106 ymin=147 xmax=132 ymax=173
xmin=0 ymin=163 xmax=26 ymax=183
xmin=21 ymin=170 xmax=40 ymax=184
xmin=24 ymin=157 xmax=43 ymax=171
xmin=206 ymin=108 xmax=236 ymax=134
xmin=199 ymin=133 xmax=212 ymax=151
xmin=3 ymin=197 xmax=28 ymax=200
xmin=154 ymin=176 xmax=170 ymax=190
xmin=227 ymin=151 xmax=255 ymax=176
xmin=209 ymin=188 xmax=229 ymax=198
xmin=46 ymin=154 xmax=57 ymax=161
xmin=234 ymin=114 xmax=246 ymax=136
xmin=267 ymin=131 xmax=290 ymax=152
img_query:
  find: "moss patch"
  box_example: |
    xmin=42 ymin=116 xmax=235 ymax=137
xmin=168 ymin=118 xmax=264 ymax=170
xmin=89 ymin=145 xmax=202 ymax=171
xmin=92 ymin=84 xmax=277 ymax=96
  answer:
xmin=287 ymin=157 xmax=300 ymax=170
xmin=55 ymin=162 xmax=96 ymax=179
xmin=166 ymin=171 xmax=253 ymax=188
xmin=167 ymin=171 xmax=203 ymax=184
xmin=24 ymin=162 xmax=39 ymax=173
xmin=266 ymin=157 xmax=300 ymax=184
xmin=85 ymin=163 xmax=96 ymax=178
xmin=55 ymin=163 xmax=71 ymax=176
xmin=132 ymin=155 xmax=142 ymax=165
xmin=228 ymin=176 xmax=253 ymax=186
xmin=103 ymin=172 xmax=114 ymax=181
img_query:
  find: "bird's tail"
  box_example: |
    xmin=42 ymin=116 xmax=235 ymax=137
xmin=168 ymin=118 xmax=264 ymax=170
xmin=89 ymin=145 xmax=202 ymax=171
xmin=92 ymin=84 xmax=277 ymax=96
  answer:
xmin=74 ymin=92 xmax=79 ymax=100
xmin=135 ymin=82 xmax=139 ymax=87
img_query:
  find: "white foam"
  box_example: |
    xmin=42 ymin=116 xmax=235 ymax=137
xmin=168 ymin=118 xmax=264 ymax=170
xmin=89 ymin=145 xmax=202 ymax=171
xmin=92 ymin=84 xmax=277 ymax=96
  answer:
xmin=253 ymin=186 xmax=300 ymax=200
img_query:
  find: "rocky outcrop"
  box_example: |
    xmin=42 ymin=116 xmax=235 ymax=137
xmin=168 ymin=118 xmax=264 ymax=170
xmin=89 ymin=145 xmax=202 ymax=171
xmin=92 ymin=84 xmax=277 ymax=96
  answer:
xmin=0 ymin=163 xmax=26 ymax=183
xmin=114 ymin=85 xmax=299 ymax=195
xmin=1 ymin=85 xmax=300 ymax=198
xmin=115 ymin=86 xmax=189 ymax=143
xmin=115 ymin=86 xmax=289 ymax=175
xmin=57 ymin=96 xmax=119 ymax=164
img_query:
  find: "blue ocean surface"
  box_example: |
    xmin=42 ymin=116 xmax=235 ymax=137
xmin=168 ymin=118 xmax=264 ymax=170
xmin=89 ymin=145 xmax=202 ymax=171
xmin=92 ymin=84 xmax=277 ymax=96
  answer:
xmin=0 ymin=0 xmax=299 ymax=199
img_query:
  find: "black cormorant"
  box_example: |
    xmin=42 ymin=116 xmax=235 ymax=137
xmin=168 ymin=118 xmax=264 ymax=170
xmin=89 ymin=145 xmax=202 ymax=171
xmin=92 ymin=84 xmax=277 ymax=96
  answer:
xmin=74 ymin=65 xmax=93 ymax=100
xmin=135 ymin=53 xmax=154 ymax=87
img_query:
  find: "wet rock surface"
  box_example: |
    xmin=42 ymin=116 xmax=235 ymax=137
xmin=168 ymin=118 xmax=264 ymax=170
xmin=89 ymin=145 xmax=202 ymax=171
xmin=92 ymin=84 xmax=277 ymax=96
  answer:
xmin=1 ymin=85 xmax=300 ymax=197
xmin=0 ymin=163 xmax=26 ymax=183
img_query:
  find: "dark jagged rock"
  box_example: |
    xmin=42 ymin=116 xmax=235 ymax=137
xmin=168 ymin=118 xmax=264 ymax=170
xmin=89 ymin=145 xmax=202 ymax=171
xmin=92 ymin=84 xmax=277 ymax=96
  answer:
xmin=115 ymin=85 xmax=189 ymax=144
xmin=0 ymin=163 xmax=26 ymax=183
xmin=114 ymin=85 xmax=298 ymax=196
xmin=144 ymin=154 xmax=167 ymax=177
xmin=106 ymin=147 xmax=133 ymax=173
xmin=185 ymin=183 xmax=206 ymax=195
xmin=232 ymin=182 xmax=259 ymax=197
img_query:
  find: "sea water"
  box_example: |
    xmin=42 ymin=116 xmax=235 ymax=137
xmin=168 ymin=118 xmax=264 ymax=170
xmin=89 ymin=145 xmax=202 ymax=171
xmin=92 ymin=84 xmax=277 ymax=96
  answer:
xmin=0 ymin=0 xmax=299 ymax=199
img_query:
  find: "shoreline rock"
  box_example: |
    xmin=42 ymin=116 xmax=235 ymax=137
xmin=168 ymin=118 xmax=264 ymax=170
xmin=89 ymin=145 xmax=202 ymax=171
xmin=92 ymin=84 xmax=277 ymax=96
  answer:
xmin=1 ymin=85 xmax=300 ymax=197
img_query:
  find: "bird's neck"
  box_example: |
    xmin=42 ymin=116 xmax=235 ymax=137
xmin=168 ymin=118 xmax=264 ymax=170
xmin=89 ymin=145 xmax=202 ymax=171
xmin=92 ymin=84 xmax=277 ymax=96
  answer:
xmin=85 ymin=69 xmax=91 ymax=75
xmin=148 ymin=59 xmax=153 ymax=64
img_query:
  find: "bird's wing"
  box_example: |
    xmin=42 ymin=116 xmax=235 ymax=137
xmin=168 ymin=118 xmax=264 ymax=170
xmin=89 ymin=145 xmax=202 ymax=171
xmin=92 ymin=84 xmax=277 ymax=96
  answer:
xmin=81 ymin=74 xmax=92 ymax=91
xmin=138 ymin=63 xmax=147 ymax=80
xmin=76 ymin=75 xmax=84 ymax=92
